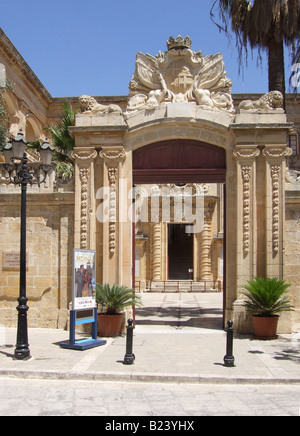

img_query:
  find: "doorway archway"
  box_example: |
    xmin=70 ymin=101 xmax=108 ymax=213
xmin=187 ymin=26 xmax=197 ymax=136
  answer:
xmin=132 ymin=139 xmax=226 ymax=329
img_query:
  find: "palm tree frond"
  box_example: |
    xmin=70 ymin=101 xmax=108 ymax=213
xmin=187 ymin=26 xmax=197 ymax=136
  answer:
xmin=242 ymin=277 xmax=293 ymax=316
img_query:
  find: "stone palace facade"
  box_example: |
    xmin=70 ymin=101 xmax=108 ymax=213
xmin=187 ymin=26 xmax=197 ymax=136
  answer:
xmin=1 ymin=30 xmax=300 ymax=333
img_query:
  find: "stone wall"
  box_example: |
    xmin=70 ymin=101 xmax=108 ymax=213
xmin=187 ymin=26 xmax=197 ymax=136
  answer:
xmin=284 ymin=186 xmax=300 ymax=331
xmin=0 ymin=190 xmax=74 ymax=329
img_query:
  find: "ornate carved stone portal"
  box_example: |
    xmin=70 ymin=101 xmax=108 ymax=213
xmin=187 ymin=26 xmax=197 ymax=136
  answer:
xmin=69 ymin=36 xmax=293 ymax=333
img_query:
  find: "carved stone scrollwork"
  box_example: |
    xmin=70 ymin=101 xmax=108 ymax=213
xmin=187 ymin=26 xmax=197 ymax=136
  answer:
xmin=233 ymin=148 xmax=260 ymax=160
xmin=271 ymin=165 xmax=281 ymax=255
xmin=71 ymin=149 xmax=98 ymax=161
xmin=100 ymin=147 xmax=125 ymax=257
xmin=262 ymin=147 xmax=293 ymax=159
xmin=79 ymin=168 xmax=90 ymax=249
xmin=234 ymin=147 xmax=260 ymax=257
xmin=108 ymin=167 xmax=117 ymax=256
xmin=241 ymin=166 xmax=251 ymax=255
xmin=99 ymin=147 xmax=126 ymax=162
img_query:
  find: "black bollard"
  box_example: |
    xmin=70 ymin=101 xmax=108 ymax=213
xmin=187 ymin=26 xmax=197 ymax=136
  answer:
xmin=224 ymin=320 xmax=235 ymax=367
xmin=123 ymin=318 xmax=135 ymax=365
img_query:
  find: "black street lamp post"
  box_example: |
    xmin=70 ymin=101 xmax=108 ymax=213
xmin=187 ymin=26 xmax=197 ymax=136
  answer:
xmin=2 ymin=130 xmax=54 ymax=360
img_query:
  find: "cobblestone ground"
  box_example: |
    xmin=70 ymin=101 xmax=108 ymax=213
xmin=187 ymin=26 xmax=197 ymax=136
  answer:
xmin=0 ymin=377 xmax=299 ymax=417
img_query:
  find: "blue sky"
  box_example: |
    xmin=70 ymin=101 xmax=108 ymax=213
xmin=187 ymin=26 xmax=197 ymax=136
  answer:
xmin=0 ymin=0 xmax=294 ymax=97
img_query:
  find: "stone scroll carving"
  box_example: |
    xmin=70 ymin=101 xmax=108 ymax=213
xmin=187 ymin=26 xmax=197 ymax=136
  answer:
xmin=126 ymin=35 xmax=234 ymax=113
xmin=99 ymin=147 xmax=126 ymax=257
xmin=234 ymin=147 xmax=260 ymax=257
xmin=271 ymin=165 xmax=280 ymax=255
xmin=79 ymin=168 xmax=90 ymax=249
xmin=107 ymin=167 xmax=117 ymax=256
xmin=262 ymin=146 xmax=292 ymax=256
xmin=241 ymin=166 xmax=251 ymax=256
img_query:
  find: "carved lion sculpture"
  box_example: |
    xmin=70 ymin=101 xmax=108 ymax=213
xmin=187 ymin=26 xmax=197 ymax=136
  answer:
xmin=238 ymin=91 xmax=283 ymax=111
xmin=79 ymin=95 xmax=123 ymax=114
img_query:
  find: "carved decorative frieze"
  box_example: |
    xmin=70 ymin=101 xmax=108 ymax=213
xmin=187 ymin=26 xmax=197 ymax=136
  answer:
xmin=271 ymin=165 xmax=281 ymax=255
xmin=99 ymin=147 xmax=125 ymax=257
xmin=234 ymin=147 xmax=259 ymax=257
xmin=79 ymin=168 xmax=89 ymax=249
xmin=262 ymin=147 xmax=293 ymax=159
xmin=108 ymin=167 xmax=118 ymax=256
xmin=233 ymin=148 xmax=260 ymax=159
xmin=71 ymin=149 xmax=98 ymax=161
xmin=99 ymin=147 xmax=126 ymax=162
xmin=241 ymin=166 xmax=251 ymax=255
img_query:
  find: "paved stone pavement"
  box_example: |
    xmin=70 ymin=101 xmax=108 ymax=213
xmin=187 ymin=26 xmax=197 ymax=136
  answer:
xmin=0 ymin=292 xmax=300 ymax=416
xmin=0 ymin=292 xmax=300 ymax=383
xmin=0 ymin=377 xmax=299 ymax=416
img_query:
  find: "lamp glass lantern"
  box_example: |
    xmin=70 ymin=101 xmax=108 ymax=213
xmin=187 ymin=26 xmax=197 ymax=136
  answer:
xmin=11 ymin=129 xmax=27 ymax=159
xmin=39 ymin=138 xmax=54 ymax=166
xmin=3 ymin=138 xmax=14 ymax=163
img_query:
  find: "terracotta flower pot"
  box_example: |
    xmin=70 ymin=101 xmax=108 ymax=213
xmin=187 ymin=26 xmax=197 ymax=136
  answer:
xmin=252 ymin=315 xmax=279 ymax=340
xmin=97 ymin=313 xmax=123 ymax=337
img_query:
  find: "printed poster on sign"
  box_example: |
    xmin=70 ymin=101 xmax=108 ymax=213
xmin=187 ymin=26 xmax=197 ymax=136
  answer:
xmin=72 ymin=249 xmax=96 ymax=310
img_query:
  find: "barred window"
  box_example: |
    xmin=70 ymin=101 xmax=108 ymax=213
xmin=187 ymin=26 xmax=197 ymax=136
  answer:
xmin=287 ymin=133 xmax=298 ymax=156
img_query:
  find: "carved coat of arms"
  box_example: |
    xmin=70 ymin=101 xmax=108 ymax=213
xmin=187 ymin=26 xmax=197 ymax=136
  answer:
xmin=126 ymin=36 xmax=234 ymax=113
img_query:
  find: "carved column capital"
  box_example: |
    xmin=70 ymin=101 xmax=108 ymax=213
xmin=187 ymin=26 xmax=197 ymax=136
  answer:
xmin=99 ymin=146 xmax=126 ymax=163
xmin=71 ymin=148 xmax=98 ymax=162
xmin=262 ymin=145 xmax=292 ymax=159
xmin=233 ymin=146 xmax=260 ymax=160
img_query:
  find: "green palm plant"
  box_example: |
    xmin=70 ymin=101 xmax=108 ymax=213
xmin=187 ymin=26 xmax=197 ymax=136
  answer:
xmin=96 ymin=283 xmax=143 ymax=315
xmin=242 ymin=277 xmax=294 ymax=317
xmin=46 ymin=101 xmax=76 ymax=155
xmin=211 ymin=0 xmax=300 ymax=104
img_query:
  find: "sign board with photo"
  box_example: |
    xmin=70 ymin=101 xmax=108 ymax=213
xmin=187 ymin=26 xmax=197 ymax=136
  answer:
xmin=72 ymin=249 xmax=96 ymax=311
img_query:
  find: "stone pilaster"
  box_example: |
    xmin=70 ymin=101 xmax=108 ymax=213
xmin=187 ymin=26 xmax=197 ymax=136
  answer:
xmin=232 ymin=146 xmax=260 ymax=333
xmin=233 ymin=146 xmax=260 ymax=288
xmin=71 ymin=148 xmax=98 ymax=250
xmin=199 ymin=199 xmax=215 ymax=280
xmin=262 ymin=145 xmax=292 ymax=278
xmin=99 ymin=146 xmax=126 ymax=284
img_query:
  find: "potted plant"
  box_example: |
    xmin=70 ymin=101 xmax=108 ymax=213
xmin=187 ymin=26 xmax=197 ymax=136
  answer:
xmin=242 ymin=277 xmax=294 ymax=340
xmin=96 ymin=283 xmax=143 ymax=337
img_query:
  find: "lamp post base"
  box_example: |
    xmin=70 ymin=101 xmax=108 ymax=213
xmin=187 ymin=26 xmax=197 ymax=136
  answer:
xmin=14 ymin=348 xmax=31 ymax=360
xmin=14 ymin=295 xmax=30 ymax=361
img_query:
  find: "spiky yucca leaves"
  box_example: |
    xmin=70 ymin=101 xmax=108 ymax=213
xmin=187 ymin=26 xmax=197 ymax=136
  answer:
xmin=242 ymin=277 xmax=293 ymax=317
xmin=96 ymin=283 xmax=143 ymax=315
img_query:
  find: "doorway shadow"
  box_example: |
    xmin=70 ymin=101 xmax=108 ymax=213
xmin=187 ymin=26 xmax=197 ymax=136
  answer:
xmin=135 ymin=304 xmax=223 ymax=331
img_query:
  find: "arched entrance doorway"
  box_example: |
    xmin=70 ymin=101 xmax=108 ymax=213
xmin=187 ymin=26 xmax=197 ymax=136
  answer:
xmin=132 ymin=139 xmax=226 ymax=329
